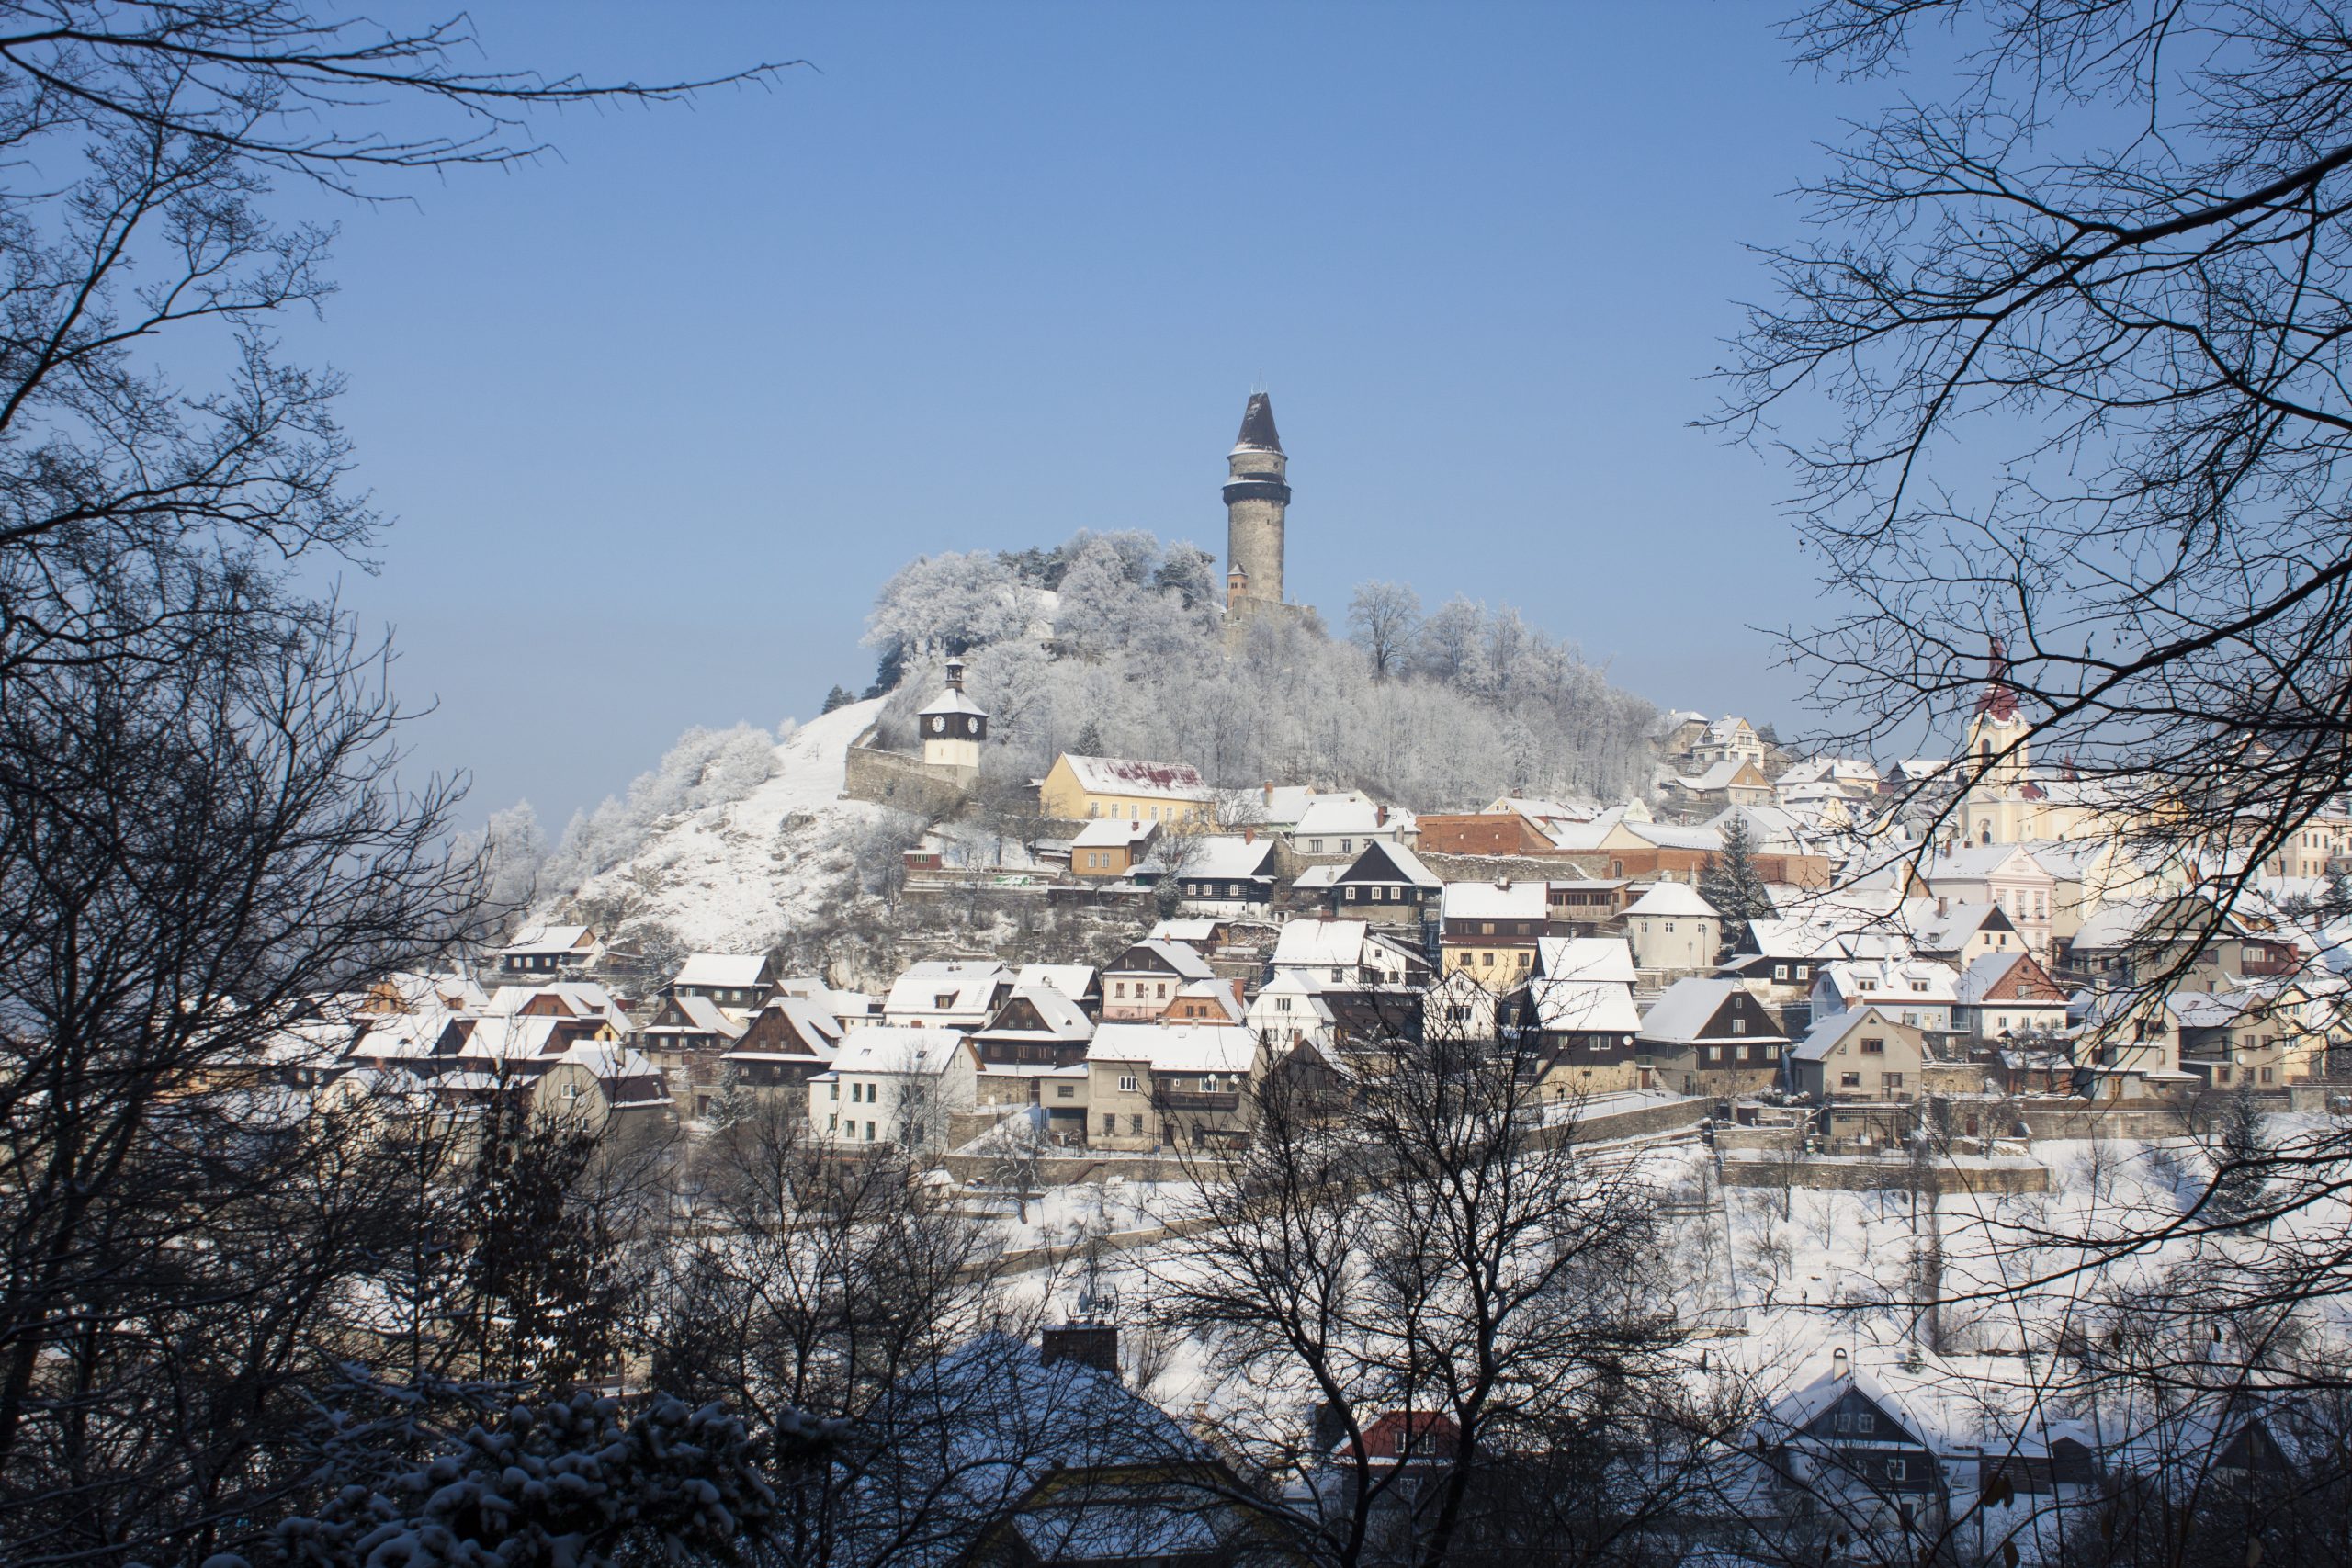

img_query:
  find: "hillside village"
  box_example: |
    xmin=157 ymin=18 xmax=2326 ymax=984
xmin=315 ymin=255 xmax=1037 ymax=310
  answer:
xmin=195 ymin=395 xmax=2352 ymax=1564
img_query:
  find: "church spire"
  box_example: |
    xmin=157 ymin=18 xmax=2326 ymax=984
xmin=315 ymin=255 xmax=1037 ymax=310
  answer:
xmin=1976 ymin=636 xmax=2020 ymax=722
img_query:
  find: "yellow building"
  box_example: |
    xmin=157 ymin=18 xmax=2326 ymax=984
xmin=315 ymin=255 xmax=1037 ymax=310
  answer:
xmin=1038 ymin=752 xmax=1215 ymax=826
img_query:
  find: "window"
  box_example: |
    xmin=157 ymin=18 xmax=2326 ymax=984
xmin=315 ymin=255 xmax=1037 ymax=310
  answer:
xmin=1666 ymin=920 xmax=1677 ymax=933
xmin=1861 ymin=1037 xmax=1885 ymax=1055
xmin=2218 ymin=1066 xmax=2233 ymax=1085
xmin=1057 ymin=1085 xmax=1074 ymax=1100
xmin=1347 ymin=886 xmax=1360 ymax=901
xmin=1113 ymin=981 xmax=1125 ymax=998
xmin=1640 ymin=920 xmax=1650 ymax=933
xmin=1102 ymin=1113 xmax=1115 ymax=1134
xmin=2262 ymin=1067 xmax=2275 ymax=1084
xmin=1882 ymin=1072 xmax=1905 ymax=1090
xmin=1393 ymin=1429 xmax=1409 ymax=1456
xmin=1130 ymin=1114 xmax=1144 ymax=1134
xmin=1201 ymin=1076 xmax=1217 ymax=1092
xmin=1089 ymin=802 xmax=1100 ymax=817
xmin=865 ymin=1121 xmax=876 ymax=1141
xmin=1482 ymin=921 xmax=1495 ymax=935
xmin=1276 ymin=996 xmax=1292 ymax=1012
xmin=1841 ymin=1071 xmax=1861 ymax=1089
xmin=1340 ymin=838 xmax=1353 ymax=852
xmin=1118 ymin=1074 xmax=1138 ymax=1093
xmin=828 ymin=1082 xmax=838 ymax=1100
xmin=1482 ymin=952 xmax=1494 ymax=967
xmin=1157 ymin=982 xmax=1168 ymax=998
xmin=1885 ymin=1457 xmax=1906 ymax=1482
xmin=1736 ymin=1045 xmax=1750 ymax=1062
xmin=1855 ymin=1411 xmax=1876 ymax=1434
xmin=1733 ymin=1017 xmax=1747 ymax=1035
xmin=1228 ymin=883 xmax=1240 ymax=897
xmin=1310 ymin=839 xmax=1324 ymax=852
xmin=1774 ymin=964 xmax=1789 ymax=980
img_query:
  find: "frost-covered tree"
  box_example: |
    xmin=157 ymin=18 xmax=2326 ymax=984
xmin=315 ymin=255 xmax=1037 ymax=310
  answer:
xmin=1347 ymin=581 xmax=1422 ymax=679
xmin=1153 ymin=542 xmax=1218 ymax=609
xmin=822 ymin=684 xmax=855 ymax=714
xmin=864 ymin=551 xmax=1039 ymax=663
xmin=1700 ymin=815 xmax=1776 ymax=958
xmin=544 ymin=724 xmax=780 ymax=895
xmin=459 ymin=802 xmax=549 ymax=937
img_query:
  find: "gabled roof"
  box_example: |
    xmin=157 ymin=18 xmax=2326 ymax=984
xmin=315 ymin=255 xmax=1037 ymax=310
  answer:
xmin=1441 ymin=881 xmax=1548 ymax=921
xmin=1637 ymin=978 xmax=1787 ymax=1045
xmin=1014 ymin=963 xmax=1097 ymax=998
xmin=673 ymin=953 xmax=769 ymax=990
xmin=835 ymin=1025 xmax=973 ymax=1077
xmin=1815 ymin=957 xmax=1960 ymax=1007
xmin=646 ymin=992 xmax=748 ymax=1040
xmin=1338 ymin=840 xmax=1442 ymax=888
xmin=1924 ymin=843 xmax=2050 ymax=882
xmin=1953 ymin=951 xmax=2065 ymax=1007
xmin=1623 ymin=882 xmax=1720 ymax=919
xmin=1055 ymin=754 xmax=1213 ymax=802
xmin=1293 ymin=797 xmax=1409 ymax=837
xmin=1106 ymin=938 xmax=1216 ymax=981
xmin=1528 ymin=978 xmax=1641 ymax=1035
xmin=1086 ymin=1022 xmax=1259 ymax=1074
xmin=918 ymin=686 xmax=989 ymax=719
xmin=978 ymin=985 xmax=1095 ymax=1042
xmin=883 ymin=960 xmax=1012 ymax=1019
xmin=500 ymin=923 xmax=594 ymax=956
xmin=1272 ymin=919 xmax=1373 ymax=969
xmin=1166 ymin=835 xmax=1280 ymax=881
xmin=1792 ymin=1004 xmax=1916 ymax=1063
xmin=1537 ymin=936 xmax=1635 ymax=985
xmin=1072 ymin=818 xmax=1157 ymax=849
xmin=1909 ymin=901 xmax=2015 ymax=953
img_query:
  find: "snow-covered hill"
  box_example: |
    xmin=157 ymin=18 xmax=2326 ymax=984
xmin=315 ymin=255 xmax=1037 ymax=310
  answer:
xmin=560 ymin=697 xmax=899 ymax=953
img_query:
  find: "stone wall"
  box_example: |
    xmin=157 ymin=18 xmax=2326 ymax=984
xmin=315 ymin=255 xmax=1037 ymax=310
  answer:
xmin=1721 ymin=1150 xmax=2050 ymax=1195
xmin=842 ymin=739 xmax=974 ymax=816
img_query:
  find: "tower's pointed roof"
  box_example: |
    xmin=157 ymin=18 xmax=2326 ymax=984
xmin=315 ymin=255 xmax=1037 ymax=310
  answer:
xmin=1976 ymin=636 xmax=2020 ymax=723
xmin=1232 ymin=391 xmax=1283 ymax=455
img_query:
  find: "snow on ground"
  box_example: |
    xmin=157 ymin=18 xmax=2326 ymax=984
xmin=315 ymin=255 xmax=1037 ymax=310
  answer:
xmin=565 ymin=697 xmax=899 ymax=952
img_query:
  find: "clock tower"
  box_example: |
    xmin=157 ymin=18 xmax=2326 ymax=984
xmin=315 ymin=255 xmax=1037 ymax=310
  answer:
xmin=919 ymin=657 xmax=988 ymax=773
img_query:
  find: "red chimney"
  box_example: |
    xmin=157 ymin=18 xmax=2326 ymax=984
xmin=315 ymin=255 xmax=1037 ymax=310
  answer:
xmin=1243 ymin=826 xmax=1255 ymax=844
xmin=1376 ymin=805 xmax=1389 ymax=827
xmin=1263 ymin=781 xmax=1273 ymax=805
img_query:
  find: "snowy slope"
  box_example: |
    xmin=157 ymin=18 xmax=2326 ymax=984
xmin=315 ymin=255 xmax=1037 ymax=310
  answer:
xmin=561 ymin=697 xmax=899 ymax=953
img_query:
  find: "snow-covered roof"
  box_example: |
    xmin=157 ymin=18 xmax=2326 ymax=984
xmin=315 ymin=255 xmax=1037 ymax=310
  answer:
xmin=1086 ymin=1021 xmax=1259 ymax=1074
xmin=1815 ymin=957 xmax=1960 ymax=1007
xmin=500 ymin=923 xmax=594 ymax=956
xmin=1638 ymin=978 xmax=1784 ymax=1044
xmin=1778 ymin=758 xmax=1881 ymax=789
xmin=1057 ymin=753 xmax=1214 ymax=801
xmin=1617 ymin=819 xmax=1725 ymax=852
xmin=1739 ymin=917 xmax=1873 ymax=963
xmin=1272 ymin=919 xmax=1370 ymax=969
xmin=646 ymin=992 xmax=748 ymax=1039
xmin=1167 ymin=835 xmax=1279 ymax=880
xmin=1014 ymin=963 xmax=1096 ymax=998
xmin=673 ymin=953 xmax=769 ymax=990
xmin=917 ymin=686 xmax=989 ymax=719
xmin=1292 ymin=797 xmax=1410 ymax=837
xmin=1675 ymin=759 xmax=1755 ymax=792
xmin=835 ymin=1025 xmax=973 ymax=1077
xmin=1440 ymin=881 xmax=1548 ymax=921
xmin=1529 ymin=977 xmax=1640 ymax=1034
xmin=1107 ymin=938 xmax=1215 ymax=981
xmin=1792 ymin=1005 xmax=1912 ymax=1062
xmin=1145 ymin=919 xmax=1217 ymax=944
xmin=1343 ymin=840 xmax=1442 ymax=887
xmin=1537 ymin=936 xmax=1636 ymax=985
xmin=981 ymin=985 xmax=1094 ymax=1041
xmin=1910 ymin=902 xmax=2006 ymax=953
xmin=883 ymin=960 xmax=1011 ymax=1020
xmin=1924 ymin=843 xmax=2050 ymax=882
xmin=1951 ymin=952 xmax=2060 ymax=1008
xmin=1073 ymin=818 xmax=1157 ymax=849
xmin=1170 ymin=978 xmax=1244 ymax=1021
xmin=1290 ymin=864 xmax=1343 ymax=890
xmin=1623 ymin=882 xmax=1720 ymax=919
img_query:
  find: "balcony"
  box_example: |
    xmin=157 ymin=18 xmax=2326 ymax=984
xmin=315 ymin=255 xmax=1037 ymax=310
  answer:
xmin=1154 ymin=1089 xmax=1241 ymax=1112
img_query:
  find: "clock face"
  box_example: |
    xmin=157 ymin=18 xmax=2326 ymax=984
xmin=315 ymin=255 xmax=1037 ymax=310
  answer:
xmin=929 ymin=716 xmax=946 ymax=733
xmin=964 ymin=716 xmax=978 ymax=735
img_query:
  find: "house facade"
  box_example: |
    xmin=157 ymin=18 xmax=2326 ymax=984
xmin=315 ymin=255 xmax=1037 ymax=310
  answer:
xmin=1037 ymin=752 xmax=1216 ymax=825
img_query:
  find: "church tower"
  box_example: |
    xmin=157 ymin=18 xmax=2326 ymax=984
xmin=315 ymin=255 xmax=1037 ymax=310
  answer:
xmin=919 ymin=657 xmax=987 ymax=775
xmin=1223 ymin=392 xmax=1288 ymax=607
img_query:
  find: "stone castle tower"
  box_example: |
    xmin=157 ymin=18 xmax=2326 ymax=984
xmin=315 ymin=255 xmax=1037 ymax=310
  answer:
xmin=1223 ymin=392 xmax=1288 ymax=609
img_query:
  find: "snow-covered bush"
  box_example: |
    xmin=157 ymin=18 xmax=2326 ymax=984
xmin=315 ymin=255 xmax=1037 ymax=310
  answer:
xmin=258 ymin=1390 xmax=810 ymax=1568
xmin=542 ymin=724 xmax=780 ymax=895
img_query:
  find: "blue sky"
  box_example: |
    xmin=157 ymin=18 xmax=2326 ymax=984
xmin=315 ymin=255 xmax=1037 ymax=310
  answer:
xmin=303 ymin=4 xmax=1878 ymax=829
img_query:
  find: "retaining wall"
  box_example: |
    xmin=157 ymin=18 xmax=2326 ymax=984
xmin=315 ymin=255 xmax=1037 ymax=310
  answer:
xmin=1720 ymin=1151 xmax=2049 ymax=1194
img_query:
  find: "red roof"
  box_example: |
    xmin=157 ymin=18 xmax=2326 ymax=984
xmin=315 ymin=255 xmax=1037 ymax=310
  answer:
xmin=1342 ymin=1410 xmax=1461 ymax=1462
xmin=1976 ymin=637 xmax=2020 ymax=723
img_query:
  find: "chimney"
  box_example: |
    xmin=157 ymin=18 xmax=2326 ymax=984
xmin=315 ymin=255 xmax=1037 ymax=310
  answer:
xmin=1496 ymin=877 xmax=1511 ymax=891
xmin=1040 ymin=1324 xmax=1120 ymax=1380
xmin=1938 ymin=896 xmax=1950 ymax=916
xmin=1243 ymin=826 xmax=1255 ymax=844
xmin=1376 ymin=804 xmax=1388 ymax=827
xmin=1832 ymin=1347 xmax=1850 ymax=1380
xmin=1263 ymin=781 xmax=1273 ymax=806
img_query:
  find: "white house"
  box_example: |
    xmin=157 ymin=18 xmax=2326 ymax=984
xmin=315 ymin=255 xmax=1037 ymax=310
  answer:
xmin=1084 ymin=1022 xmax=1263 ymax=1151
xmin=1244 ymin=968 xmax=1336 ymax=1053
xmin=1923 ymin=844 xmax=2056 ymax=960
xmin=1288 ymin=797 xmax=1416 ymax=862
xmin=1271 ymin=919 xmax=1425 ymax=987
xmin=1620 ymin=882 xmax=1722 ymax=976
xmin=813 ymin=1025 xmax=978 ymax=1151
